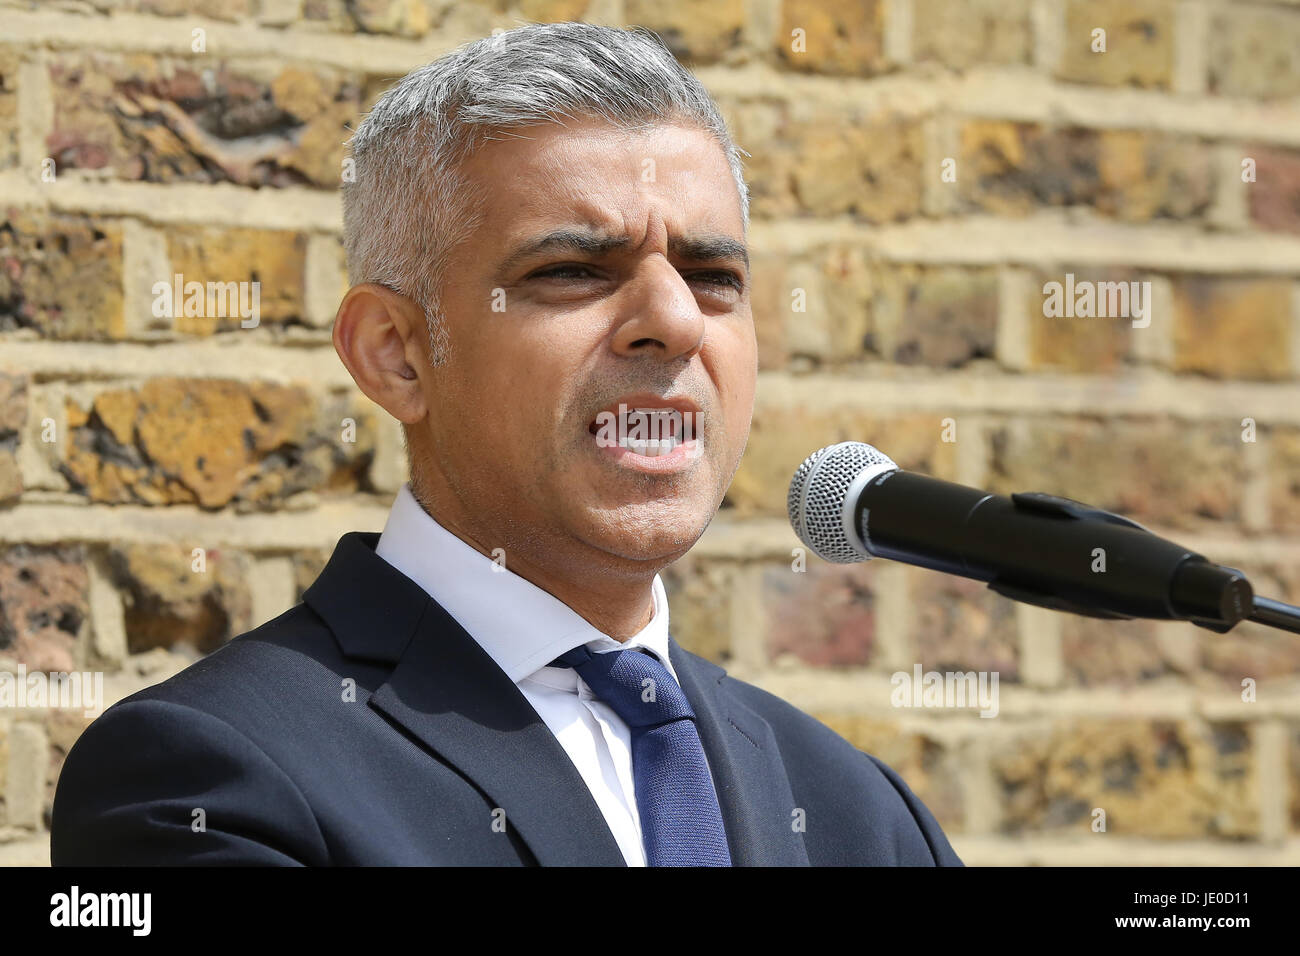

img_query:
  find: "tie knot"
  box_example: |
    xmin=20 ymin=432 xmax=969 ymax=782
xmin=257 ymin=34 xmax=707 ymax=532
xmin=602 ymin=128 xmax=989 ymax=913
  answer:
xmin=549 ymin=646 xmax=694 ymax=729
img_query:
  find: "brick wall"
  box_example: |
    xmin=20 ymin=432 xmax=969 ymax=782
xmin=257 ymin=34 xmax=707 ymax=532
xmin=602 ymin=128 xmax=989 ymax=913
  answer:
xmin=1 ymin=0 xmax=1299 ymax=866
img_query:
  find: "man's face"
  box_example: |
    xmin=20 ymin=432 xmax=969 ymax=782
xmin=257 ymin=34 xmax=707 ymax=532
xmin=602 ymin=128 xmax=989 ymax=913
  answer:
xmin=420 ymin=118 xmax=756 ymax=569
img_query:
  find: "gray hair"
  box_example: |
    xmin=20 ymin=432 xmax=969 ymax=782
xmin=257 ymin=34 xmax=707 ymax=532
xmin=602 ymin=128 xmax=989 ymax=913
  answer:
xmin=342 ymin=21 xmax=750 ymax=367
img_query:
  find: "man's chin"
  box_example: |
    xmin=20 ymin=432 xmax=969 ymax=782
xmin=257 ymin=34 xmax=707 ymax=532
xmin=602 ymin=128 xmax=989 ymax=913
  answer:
xmin=575 ymin=498 xmax=714 ymax=564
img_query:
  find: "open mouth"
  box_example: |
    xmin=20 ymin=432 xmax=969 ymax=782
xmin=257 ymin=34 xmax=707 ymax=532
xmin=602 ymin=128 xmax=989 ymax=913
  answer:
xmin=588 ymin=407 xmax=688 ymax=457
xmin=586 ymin=397 xmax=702 ymax=464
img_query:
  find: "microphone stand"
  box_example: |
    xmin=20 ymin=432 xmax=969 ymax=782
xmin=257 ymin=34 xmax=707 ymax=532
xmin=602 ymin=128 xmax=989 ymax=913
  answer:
xmin=1248 ymin=596 xmax=1300 ymax=635
xmin=988 ymin=561 xmax=1300 ymax=636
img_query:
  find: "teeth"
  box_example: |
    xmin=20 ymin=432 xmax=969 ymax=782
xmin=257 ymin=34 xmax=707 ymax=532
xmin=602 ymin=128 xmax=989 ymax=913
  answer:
xmin=614 ymin=405 xmax=684 ymax=457
xmin=620 ymin=435 xmax=681 ymax=457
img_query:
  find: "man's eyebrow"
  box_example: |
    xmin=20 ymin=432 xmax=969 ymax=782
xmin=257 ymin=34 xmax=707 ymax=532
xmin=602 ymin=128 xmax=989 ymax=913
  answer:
xmin=497 ymin=228 xmax=750 ymax=274
xmin=669 ymin=235 xmax=750 ymax=272
xmin=497 ymin=230 xmax=631 ymax=274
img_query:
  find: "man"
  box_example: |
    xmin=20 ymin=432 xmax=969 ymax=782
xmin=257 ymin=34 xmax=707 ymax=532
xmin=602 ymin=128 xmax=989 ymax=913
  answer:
xmin=51 ymin=22 xmax=961 ymax=866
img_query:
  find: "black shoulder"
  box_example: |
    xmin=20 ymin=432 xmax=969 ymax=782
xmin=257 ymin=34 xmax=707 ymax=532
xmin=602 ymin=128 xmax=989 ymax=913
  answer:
xmin=52 ymin=695 xmax=329 ymax=864
xmin=718 ymin=671 xmax=964 ymax=866
xmin=96 ymin=600 xmax=384 ymax=764
xmin=112 ymin=602 xmax=342 ymax=713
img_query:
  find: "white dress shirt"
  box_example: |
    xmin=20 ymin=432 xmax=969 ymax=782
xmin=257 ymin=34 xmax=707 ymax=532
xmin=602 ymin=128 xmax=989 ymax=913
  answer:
xmin=374 ymin=482 xmax=684 ymax=867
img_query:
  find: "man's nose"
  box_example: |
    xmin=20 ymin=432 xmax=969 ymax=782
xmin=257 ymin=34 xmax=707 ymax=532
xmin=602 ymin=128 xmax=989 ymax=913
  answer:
xmin=610 ymin=257 xmax=705 ymax=362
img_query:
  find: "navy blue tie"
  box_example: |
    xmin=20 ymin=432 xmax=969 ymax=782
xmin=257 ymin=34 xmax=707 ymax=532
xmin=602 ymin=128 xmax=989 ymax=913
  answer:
xmin=550 ymin=645 xmax=732 ymax=866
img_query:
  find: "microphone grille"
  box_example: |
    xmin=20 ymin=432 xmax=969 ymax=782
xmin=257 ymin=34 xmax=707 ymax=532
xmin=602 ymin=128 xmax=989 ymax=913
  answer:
xmin=788 ymin=441 xmax=897 ymax=564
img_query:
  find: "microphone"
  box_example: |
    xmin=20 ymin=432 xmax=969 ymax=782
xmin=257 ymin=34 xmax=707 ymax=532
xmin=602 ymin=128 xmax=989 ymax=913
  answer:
xmin=787 ymin=441 xmax=1254 ymax=632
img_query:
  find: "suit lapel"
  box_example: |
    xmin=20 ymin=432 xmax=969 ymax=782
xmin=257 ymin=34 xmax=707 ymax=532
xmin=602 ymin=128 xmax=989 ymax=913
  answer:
xmin=369 ymin=600 xmax=626 ymax=867
xmin=305 ymin=531 xmax=809 ymax=866
xmin=670 ymin=638 xmax=811 ymax=866
xmin=306 ymin=532 xmax=626 ymax=867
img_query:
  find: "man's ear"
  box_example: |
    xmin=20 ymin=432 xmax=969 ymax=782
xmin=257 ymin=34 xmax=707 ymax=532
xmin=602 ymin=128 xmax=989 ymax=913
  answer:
xmin=332 ymin=283 xmax=430 ymax=425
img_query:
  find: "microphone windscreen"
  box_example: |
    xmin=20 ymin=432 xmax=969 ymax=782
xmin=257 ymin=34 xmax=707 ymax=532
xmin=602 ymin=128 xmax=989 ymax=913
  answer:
xmin=788 ymin=441 xmax=896 ymax=564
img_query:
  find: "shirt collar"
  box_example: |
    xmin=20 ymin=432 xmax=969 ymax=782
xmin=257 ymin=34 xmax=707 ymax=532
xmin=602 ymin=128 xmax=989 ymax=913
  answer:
xmin=373 ymin=483 xmax=674 ymax=684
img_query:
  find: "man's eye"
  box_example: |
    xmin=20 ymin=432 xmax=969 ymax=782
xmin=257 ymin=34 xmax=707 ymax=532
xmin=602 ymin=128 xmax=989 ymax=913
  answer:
xmin=531 ymin=265 xmax=599 ymax=280
xmin=688 ymin=271 xmax=744 ymax=291
xmin=528 ymin=265 xmax=743 ymax=292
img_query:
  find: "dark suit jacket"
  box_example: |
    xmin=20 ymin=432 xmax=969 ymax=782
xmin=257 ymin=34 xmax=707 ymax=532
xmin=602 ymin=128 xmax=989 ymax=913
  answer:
xmin=51 ymin=531 xmax=963 ymax=866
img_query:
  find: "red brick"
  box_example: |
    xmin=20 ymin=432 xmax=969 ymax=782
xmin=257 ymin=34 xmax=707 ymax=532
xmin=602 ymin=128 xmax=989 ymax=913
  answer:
xmin=1246 ymin=146 xmax=1300 ymax=235
xmin=764 ymin=562 xmax=878 ymax=668
xmin=47 ymin=54 xmax=361 ymax=188
xmin=910 ymin=567 xmax=1019 ymax=679
xmin=0 ymin=545 xmax=88 ymax=673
